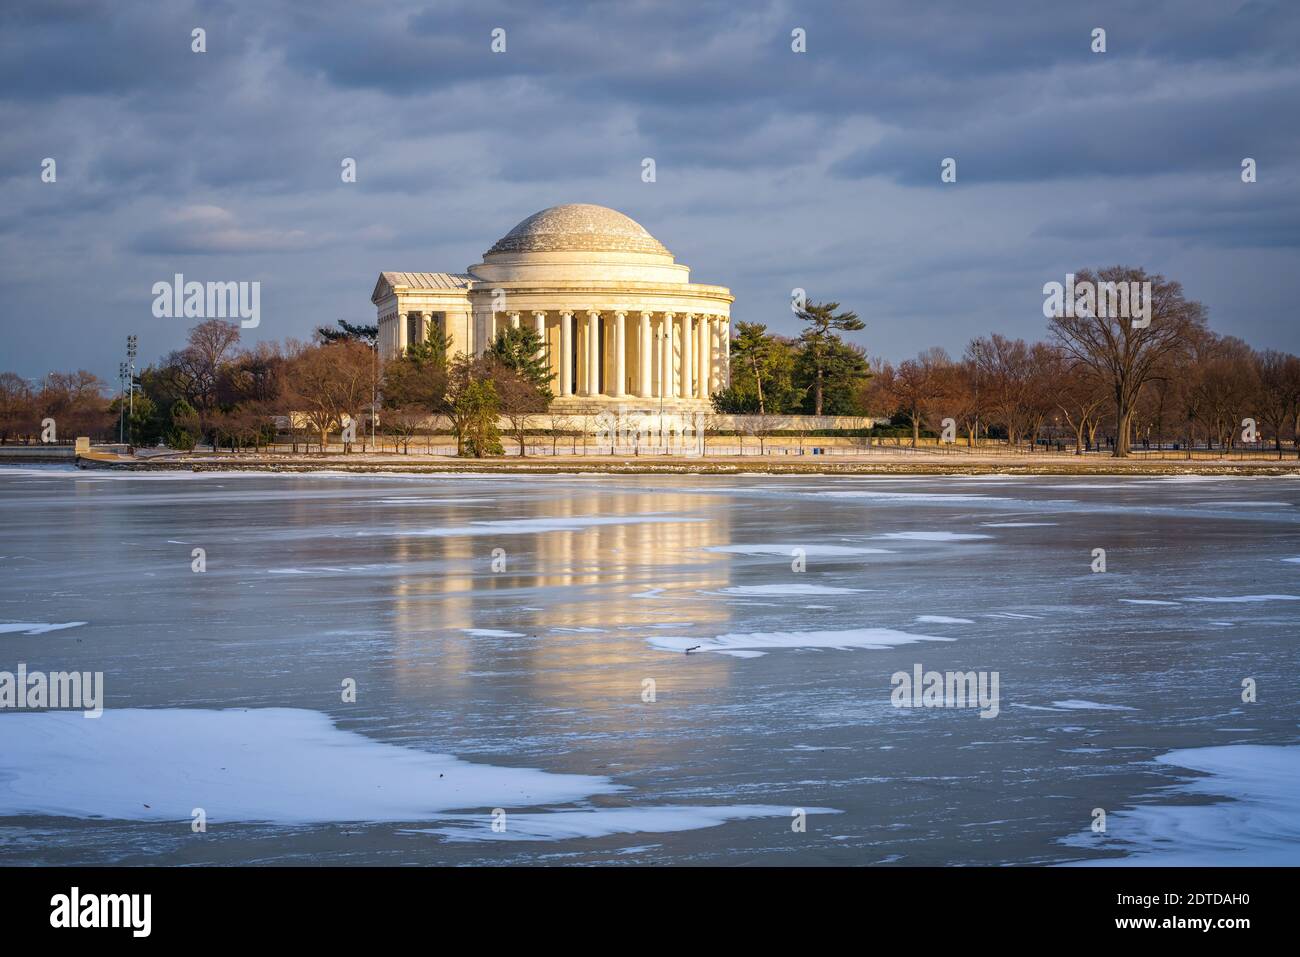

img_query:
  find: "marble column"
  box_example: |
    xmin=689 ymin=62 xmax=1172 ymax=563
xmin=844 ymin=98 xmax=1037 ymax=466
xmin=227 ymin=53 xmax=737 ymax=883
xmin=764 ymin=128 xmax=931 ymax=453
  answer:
xmin=723 ymin=318 xmax=731 ymax=385
xmin=614 ymin=311 xmax=627 ymax=397
xmin=560 ymin=311 xmax=574 ymax=396
xmin=699 ymin=315 xmax=712 ymax=395
xmin=508 ymin=311 xmax=521 ymax=330
xmin=586 ymin=310 xmax=601 ymax=395
xmin=532 ymin=311 xmax=548 ymax=383
xmin=532 ymin=311 xmax=546 ymax=352
xmin=661 ymin=313 xmax=675 ymax=399
xmin=680 ymin=314 xmax=694 ymax=399
xmin=638 ymin=312 xmax=653 ymax=398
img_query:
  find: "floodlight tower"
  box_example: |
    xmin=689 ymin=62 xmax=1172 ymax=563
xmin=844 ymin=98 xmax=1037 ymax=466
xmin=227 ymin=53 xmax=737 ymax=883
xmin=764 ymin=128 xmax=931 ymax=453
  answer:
xmin=126 ymin=335 xmax=138 ymax=445
xmin=118 ymin=361 xmax=128 ymax=443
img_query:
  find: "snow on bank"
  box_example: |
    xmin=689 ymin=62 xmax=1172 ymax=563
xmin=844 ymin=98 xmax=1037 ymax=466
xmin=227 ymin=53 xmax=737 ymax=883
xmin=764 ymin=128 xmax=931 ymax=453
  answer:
xmin=411 ymin=805 xmax=841 ymax=842
xmin=1064 ymin=745 xmax=1300 ymax=865
xmin=645 ymin=627 xmax=954 ymax=657
xmin=0 ymin=708 xmax=621 ymax=823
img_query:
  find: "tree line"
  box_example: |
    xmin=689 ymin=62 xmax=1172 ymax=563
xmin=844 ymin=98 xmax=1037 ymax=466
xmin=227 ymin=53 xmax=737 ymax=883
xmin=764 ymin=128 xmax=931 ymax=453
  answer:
xmin=2 ymin=268 xmax=1297 ymax=458
xmin=867 ymin=268 xmax=1300 ymax=457
xmin=0 ymin=318 xmax=553 ymax=457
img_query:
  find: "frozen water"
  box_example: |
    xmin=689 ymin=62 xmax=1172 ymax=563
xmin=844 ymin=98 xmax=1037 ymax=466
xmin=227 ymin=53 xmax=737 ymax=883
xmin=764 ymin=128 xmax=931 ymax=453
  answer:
xmin=2 ymin=467 xmax=1298 ymax=865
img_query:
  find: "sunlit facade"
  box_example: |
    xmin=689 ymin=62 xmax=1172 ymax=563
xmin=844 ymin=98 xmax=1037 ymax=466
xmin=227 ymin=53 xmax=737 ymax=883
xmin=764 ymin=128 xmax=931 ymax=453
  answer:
xmin=372 ymin=204 xmax=733 ymax=413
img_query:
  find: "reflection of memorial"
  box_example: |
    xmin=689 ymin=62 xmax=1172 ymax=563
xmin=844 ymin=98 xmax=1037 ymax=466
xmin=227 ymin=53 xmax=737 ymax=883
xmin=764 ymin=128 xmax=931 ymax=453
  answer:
xmin=388 ymin=515 xmax=477 ymax=692
xmin=389 ymin=486 xmax=734 ymax=716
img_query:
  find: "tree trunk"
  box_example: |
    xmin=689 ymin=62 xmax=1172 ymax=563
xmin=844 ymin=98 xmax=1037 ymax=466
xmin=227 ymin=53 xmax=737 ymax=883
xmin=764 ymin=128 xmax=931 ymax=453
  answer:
xmin=1113 ymin=407 xmax=1133 ymax=457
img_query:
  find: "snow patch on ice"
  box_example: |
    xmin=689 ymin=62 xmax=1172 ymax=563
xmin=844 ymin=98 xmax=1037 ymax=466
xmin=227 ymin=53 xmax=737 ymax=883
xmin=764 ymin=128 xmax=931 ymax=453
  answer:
xmin=1064 ymin=745 xmax=1300 ymax=865
xmin=876 ymin=531 xmax=992 ymax=542
xmin=390 ymin=514 xmax=701 ymax=538
xmin=812 ymin=490 xmax=1005 ymax=502
xmin=646 ymin=628 xmax=954 ymax=657
xmin=720 ymin=584 xmax=861 ymax=596
xmin=0 ymin=622 xmax=87 ymax=636
xmin=914 ymin=615 xmax=976 ymax=624
xmin=411 ymin=804 xmax=841 ymax=842
xmin=1192 ymin=501 xmax=1292 ymax=508
xmin=706 ymin=544 xmax=892 ymax=556
xmin=0 ymin=708 xmax=621 ymax=823
xmin=1051 ymin=700 xmax=1139 ymax=711
xmin=462 ymin=629 xmax=525 ymax=638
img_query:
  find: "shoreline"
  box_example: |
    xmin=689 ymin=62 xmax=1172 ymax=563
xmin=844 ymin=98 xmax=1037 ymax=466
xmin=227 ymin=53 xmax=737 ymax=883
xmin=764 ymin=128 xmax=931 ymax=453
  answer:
xmin=58 ymin=452 xmax=1300 ymax=477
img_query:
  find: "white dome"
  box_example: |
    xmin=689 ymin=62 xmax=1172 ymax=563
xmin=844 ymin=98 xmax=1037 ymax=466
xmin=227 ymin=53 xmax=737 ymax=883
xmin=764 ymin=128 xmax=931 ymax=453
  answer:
xmin=487 ymin=204 xmax=670 ymax=257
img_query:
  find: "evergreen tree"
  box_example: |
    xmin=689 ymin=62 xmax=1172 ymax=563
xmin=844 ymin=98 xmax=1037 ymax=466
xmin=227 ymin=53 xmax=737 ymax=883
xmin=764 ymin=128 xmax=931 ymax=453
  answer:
xmin=316 ymin=319 xmax=379 ymax=347
xmin=794 ymin=338 xmax=870 ymax=415
xmin=489 ymin=326 xmax=554 ymax=399
xmin=796 ymin=301 xmax=865 ymax=415
xmin=458 ymin=378 xmax=503 ymax=457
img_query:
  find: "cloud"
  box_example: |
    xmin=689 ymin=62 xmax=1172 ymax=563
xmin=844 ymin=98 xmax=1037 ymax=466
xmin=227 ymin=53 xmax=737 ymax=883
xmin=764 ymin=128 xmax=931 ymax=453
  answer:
xmin=1 ymin=0 xmax=1299 ymax=379
xmin=130 ymin=205 xmax=327 ymax=255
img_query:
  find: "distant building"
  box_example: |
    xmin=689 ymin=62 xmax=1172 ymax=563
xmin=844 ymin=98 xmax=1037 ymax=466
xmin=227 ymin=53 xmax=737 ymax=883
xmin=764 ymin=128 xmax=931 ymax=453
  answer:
xmin=372 ymin=204 xmax=732 ymax=412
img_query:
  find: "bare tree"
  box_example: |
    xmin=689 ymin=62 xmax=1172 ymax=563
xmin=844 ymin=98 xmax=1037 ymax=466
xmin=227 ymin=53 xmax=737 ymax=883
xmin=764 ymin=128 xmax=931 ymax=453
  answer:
xmin=1254 ymin=349 xmax=1300 ymax=456
xmin=1047 ymin=347 xmax=1109 ymax=454
xmin=548 ymin=413 xmax=577 ymax=455
xmin=1048 ymin=267 xmax=1207 ymax=457
xmin=163 ymin=319 xmax=242 ymax=449
xmin=282 ymin=341 xmax=374 ymax=452
xmin=867 ymin=349 xmax=953 ymax=448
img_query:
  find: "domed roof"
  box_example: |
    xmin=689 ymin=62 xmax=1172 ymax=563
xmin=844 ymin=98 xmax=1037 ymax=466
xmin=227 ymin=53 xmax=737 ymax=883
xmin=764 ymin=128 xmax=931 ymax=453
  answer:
xmin=487 ymin=204 xmax=670 ymax=256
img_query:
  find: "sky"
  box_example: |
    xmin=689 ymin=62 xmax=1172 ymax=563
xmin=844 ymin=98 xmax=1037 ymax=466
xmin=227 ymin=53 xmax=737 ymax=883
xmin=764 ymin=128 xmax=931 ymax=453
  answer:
xmin=2 ymin=0 xmax=1298 ymax=384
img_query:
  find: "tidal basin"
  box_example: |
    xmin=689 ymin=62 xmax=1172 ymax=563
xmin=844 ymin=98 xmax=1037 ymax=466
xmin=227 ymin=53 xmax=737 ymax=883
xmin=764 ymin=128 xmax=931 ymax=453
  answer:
xmin=1 ymin=467 xmax=1298 ymax=865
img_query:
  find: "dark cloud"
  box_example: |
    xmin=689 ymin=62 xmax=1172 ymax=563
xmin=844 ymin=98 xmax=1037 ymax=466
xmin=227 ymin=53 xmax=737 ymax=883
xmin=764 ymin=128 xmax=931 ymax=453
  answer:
xmin=1 ymin=0 xmax=1299 ymax=381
